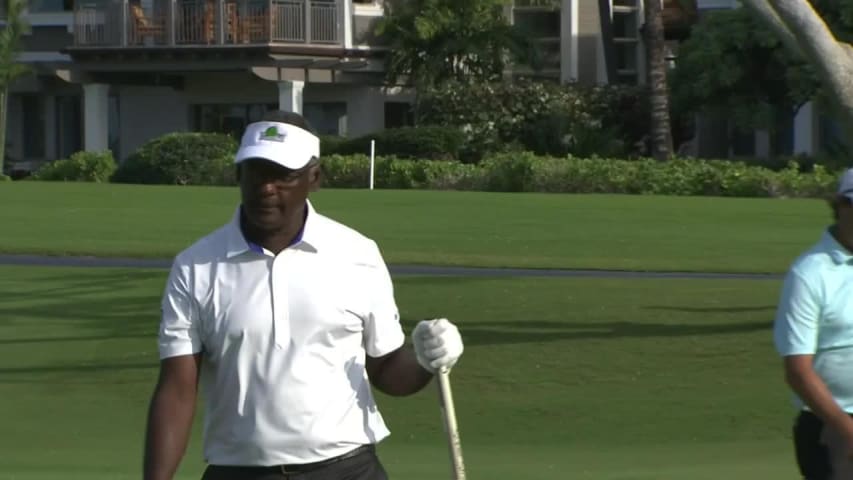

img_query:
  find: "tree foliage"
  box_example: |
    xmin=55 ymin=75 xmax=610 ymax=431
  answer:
xmin=0 ymin=0 xmax=31 ymax=174
xmin=810 ymin=0 xmax=853 ymax=40
xmin=0 ymin=0 xmax=29 ymax=88
xmin=375 ymin=0 xmax=540 ymax=90
xmin=670 ymin=0 xmax=853 ymax=154
xmin=670 ymin=7 xmax=820 ymax=133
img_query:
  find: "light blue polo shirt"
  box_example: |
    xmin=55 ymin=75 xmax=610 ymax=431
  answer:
xmin=774 ymin=228 xmax=853 ymax=412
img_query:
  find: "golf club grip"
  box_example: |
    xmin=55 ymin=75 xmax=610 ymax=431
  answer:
xmin=437 ymin=368 xmax=466 ymax=480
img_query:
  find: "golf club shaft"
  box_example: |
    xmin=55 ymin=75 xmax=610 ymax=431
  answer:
xmin=437 ymin=367 xmax=466 ymax=480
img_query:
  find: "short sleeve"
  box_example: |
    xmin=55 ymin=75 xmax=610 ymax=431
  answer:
xmin=773 ymin=269 xmax=822 ymax=357
xmin=158 ymin=258 xmax=203 ymax=359
xmin=363 ymin=241 xmax=405 ymax=358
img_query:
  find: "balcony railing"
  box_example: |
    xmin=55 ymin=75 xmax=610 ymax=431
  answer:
xmin=73 ymin=0 xmax=341 ymax=48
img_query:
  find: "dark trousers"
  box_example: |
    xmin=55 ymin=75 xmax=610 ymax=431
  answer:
xmin=792 ymin=410 xmax=853 ymax=480
xmin=200 ymin=445 xmax=388 ymax=480
xmin=794 ymin=411 xmax=832 ymax=480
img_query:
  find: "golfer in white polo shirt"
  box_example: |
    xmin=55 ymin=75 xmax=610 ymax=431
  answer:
xmin=142 ymin=111 xmax=464 ymax=480
xmin=774 ymin=168 xmax=853 ymax=480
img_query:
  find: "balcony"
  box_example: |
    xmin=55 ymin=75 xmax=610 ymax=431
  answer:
xmin=72 ymin=0 xmax=342 ymax=48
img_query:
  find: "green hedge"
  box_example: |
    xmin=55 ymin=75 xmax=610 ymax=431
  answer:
xmin=111 ymin=132 xmax=237 ymax=185
xmin=30 ymin=151 xmax=117 ymax=182
xmin=22 ymin=127 xmax=841 ymax=199
xmin=319 ymin=152 xmax=838 ymax=198
xmin=321 ymin=154 xmax=483 ymax=190
xmin=321 ymin=126 xmax=464 ymax=161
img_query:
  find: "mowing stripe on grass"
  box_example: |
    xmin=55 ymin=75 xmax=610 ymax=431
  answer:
xmin=0 ymin=254 xmax=783 ymax=279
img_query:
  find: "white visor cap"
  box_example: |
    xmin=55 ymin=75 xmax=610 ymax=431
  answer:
xmin=838 ymin=168 xmax=853 ymax=200
xmin=234 ymin=121 xmax=320 ymax=170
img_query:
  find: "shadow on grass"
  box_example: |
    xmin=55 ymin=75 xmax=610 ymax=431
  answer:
xmin=0 ymin=268 xmax=165 ymax=340
xmin=420 ymin=319 xmax=772 ymax=346
xmin=0 ymin=269 xmax=166 ymax=298
xmin=0 ymin=362 xmax=156 ymax=375
xmin=0 ymin=268 xmax=775 ymax=351
xmin=644 ymin=305 xmax=776 ymax=314
xmin=0 ymin=333 xmax=153 ymax=345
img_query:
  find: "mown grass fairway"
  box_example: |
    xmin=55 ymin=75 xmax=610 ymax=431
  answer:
xmin=0 ymin=265 xmax=800 ymax=479
xmin=0 ymin=182 xmax=828 ymax=273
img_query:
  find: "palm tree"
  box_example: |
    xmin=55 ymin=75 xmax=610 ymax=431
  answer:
xmin=642 ymin=0 xmax=674 ymax=160
xmin=0 ymin=0 xmax=31 ymax=175
xmin=376 ymin=0 xmax=539 ymax=108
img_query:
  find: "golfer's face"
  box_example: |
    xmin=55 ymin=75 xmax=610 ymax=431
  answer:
xmin=239 ymin=158 xmax=311 ymax=230
xmin=839 ymin=196 xmax=853 ymax=224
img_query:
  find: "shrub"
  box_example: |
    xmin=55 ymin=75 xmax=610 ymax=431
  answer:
xmin=31 ymin=151 xmax=117 ymax=182
xmin=319 ymin=135 xmax=348 ymax=157
xmin=417 ymin=79 xmax=650 ymax=161
xmin=579 ymin=83 xmax=651 ymax=154
xmin=320 ymin=154 xmax=371 ymax=188
xmin=522 ymin=112 xmax=626 ymax=158
xmin=319 ymin=154 xmax=484 ymax=190
xmin=317 ymin=152 xmax=839 ymax=198
xmin=418 ymin=160 xmax=485 ymax=190
xmin=742 ymin=153 xmax=852 ymax=173
xmin=480 ymin=152 xmax=536 ymax=192
xmin=323 ymin=126 xmax=464 ymax=161
xmin=112 ymin=132 xmax=237 ymax=185
xmin=0 ymin=173 xmax=11 ymax=182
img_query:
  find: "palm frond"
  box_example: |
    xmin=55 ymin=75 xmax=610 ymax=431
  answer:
xmin=0 ymin=0 xmax=32 ymax=87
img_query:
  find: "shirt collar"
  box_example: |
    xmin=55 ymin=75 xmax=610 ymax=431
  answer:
xmin=821 ymin=228 xmax=853 ymax=265
xmin=224 ymin=199 xmax=319 ymax=258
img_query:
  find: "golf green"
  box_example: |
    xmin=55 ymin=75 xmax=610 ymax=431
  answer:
xmin=0 ymin=265 xmax=800 ymax=479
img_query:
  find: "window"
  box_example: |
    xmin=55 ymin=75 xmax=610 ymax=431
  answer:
xmin=730 ymin=128 xmax=755 ymax=157
xmin=512 ymin=10 xmax=559 ymax=38
xmin=773 ymin=111 xmax=794 ymax=156
xmin=109 ymin=94 xmax=121 ymax=159
xmin=819 ymin=114 xmax=845 ymax=156
xmin=28 ymin=0 xmax=74 ymax=13
xmin=55 ymin=95 xmax=82 ymax=160
xmin=303 ymin=102 xmax=347 ymax=136
xmin=614 ymin=41 xmax=638 ymax=83
xmin=21 ymin=95 xmax=46 ymax=159
xmin=612 ymin=12 xmax=639 ymax=39
xmin=192 ymin=104 xmax=277 ymax=139
xmin=611 ymin=8 xmax=641 ymax=84
xmin=384 ymin=102 xmax=414 ymax=129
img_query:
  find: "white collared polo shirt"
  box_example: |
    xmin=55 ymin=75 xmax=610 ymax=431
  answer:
xmin=158 ymin=200 xmax=406 ymax=466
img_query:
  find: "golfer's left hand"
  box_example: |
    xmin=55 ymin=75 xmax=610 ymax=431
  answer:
xmin=412 ymin=318 xmax=464 ymax=373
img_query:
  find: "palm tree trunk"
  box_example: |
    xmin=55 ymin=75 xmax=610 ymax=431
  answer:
xmin=643 ymin=0 xmax=674 ymax=160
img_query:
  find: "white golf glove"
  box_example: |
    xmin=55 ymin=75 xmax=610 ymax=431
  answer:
xmin=411 ymin=318 xmax=464 ymax=373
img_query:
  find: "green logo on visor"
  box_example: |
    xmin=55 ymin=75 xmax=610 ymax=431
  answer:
xmin=259 ymin=126 xmax=286 ymax=143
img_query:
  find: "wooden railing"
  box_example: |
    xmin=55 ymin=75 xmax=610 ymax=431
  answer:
xmin=73 ymin=0 xmax=341 ymax=47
